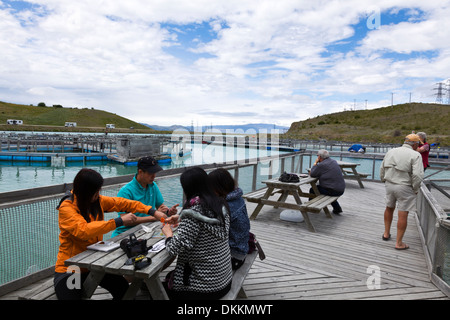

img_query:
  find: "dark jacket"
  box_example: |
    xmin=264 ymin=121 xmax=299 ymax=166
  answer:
xmin=310 ymin=157 xmax=345 ymax=194
xmin=226 ymin=188 xmax=250 ymax=260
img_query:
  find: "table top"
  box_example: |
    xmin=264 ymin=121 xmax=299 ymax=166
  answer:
xmin=262 ymin=175 xmax=318 ymax=188
xmin=65 ymin=222 xmax=171 ymax=279
xmin=336 ymin=160 xmax=360 ymax=168
xmin=306 ymin=161 xmax=360 ymax=173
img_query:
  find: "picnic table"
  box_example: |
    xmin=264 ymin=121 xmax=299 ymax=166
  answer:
xmin=64 ymin=222 xmax=172 ymax=300
xmin=243 ymin=175 xmax=335 ymax=232
xmin=336 ymin=160 xmax=370 ymax=188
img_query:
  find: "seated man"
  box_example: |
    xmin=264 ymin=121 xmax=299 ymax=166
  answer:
xmin=111 ymin=156 xmax=178 ymax=237
xmin=309 ymin=149 xmax=346 ymax=214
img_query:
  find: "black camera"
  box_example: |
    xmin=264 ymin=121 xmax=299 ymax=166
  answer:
xmin=120 ymin=233 xmax=151 ymax=258
xmin=120 ymin=233 xmax=153 ymax=270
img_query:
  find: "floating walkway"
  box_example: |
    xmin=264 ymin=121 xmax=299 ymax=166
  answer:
xmin=0 ymin=151 xmax=108 ymax=163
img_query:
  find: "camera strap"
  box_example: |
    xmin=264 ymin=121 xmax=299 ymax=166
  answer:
xmin=124 ymin=254 xmax=152 ymax=270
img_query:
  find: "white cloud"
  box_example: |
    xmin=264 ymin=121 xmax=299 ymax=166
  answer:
xmin=0 ymin=0 xmax=449 ymax=127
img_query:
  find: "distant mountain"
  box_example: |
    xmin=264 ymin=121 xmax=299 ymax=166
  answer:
xmin=141 ymin=124 xmax=189 ymax=132
xmin=142 ymin=123 xmax=289 ymax=132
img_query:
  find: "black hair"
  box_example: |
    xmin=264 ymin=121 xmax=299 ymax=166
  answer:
xmin=72 ymin=168 xmax=104 ymax=222
xmin=208 ymin=168 xmax=236 ymax=198
xmin=180 ymin=167 xmax=226 ymax=222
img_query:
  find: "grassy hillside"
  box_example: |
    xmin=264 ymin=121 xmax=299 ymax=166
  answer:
xmin=285 ymin=103 xmax=450 ymax=146
xmin=0 ymin=101 xmax=154 ymax=133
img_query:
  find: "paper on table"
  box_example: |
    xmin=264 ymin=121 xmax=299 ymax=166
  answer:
xmin=149 ymin=239 xmax=166 ymax=253
xmin=142 ymin=224 xmax=164 ymax=238
xmin=142 ymin=224 xmax=157 ymax=233
xmin=87 ymin=241 xmax=120 ymax=252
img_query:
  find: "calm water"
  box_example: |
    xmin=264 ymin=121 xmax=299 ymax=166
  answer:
xmin=0 ymin=141 xmax=289 ymax=193
xmin=1 ymin=144 xmax=449 ymax=193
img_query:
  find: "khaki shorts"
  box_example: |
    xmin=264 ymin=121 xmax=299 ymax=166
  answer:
xmin=385 ymin=182 xmax=417 ymax=212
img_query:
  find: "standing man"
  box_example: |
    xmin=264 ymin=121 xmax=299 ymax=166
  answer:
xmin=309 ymin=149 xmax=346 ymax=214
xmin=111 ymin=156 xmax=179 ymax=237
xmin=380 ymin=134 xmax=424 ymax=250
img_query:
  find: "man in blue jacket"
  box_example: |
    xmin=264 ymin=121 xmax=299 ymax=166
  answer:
xmin=112 ymin=156 xmax=178 ymax=237
xmin=309 ymin=149 xmax=346 ymax=214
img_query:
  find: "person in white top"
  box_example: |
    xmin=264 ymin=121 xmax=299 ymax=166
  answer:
xmin=380 ymin=134 xmax=424 ymax=250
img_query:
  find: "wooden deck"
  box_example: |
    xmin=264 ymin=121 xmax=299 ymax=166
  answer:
xmin=1 ymin=180 xmax=448 ymax=300
xmin=244 ymin=180 xmax=448 ymax=300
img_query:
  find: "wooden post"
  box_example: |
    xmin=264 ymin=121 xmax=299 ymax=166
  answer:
xmin=252 ymin=164 xmax=257 ymax=191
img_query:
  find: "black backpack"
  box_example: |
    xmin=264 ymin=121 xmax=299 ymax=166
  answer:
xmin=278 ymin=172 xmax=300 ymax=183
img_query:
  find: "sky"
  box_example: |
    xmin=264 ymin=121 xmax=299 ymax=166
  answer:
xmin=0 ymin=0 xmax=449 ymax=128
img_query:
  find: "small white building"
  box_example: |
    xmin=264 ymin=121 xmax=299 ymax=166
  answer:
xmin=7 ymin=119 xmax=23 ymax=125
xmin=65 ymin=122 xmax=77 ymax=127
xmin=106 ymin=124 xmax=115 ymax=129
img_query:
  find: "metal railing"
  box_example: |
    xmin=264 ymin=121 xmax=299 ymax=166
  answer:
xmin=416 ymin=181 xmax=450 ymax=296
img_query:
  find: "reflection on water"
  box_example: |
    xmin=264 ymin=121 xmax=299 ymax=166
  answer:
xmin=0 ymin=161 xmax=133 ymax=192
xmin=0 ymin=142 xmax=287 ymax=192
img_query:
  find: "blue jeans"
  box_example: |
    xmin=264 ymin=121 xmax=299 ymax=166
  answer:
xmin=309 ymin=186 xmax=343 ymax=212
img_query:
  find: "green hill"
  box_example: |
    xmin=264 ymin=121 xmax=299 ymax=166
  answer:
xmin=0 ymin=101 xmax=154 ymax=133
xmin=285 ymin=103 xmax=450 ymax=146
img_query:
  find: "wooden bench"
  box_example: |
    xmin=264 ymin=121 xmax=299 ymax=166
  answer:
xmin=341 ymin=169 xmax=370 ymax=188
xmin=342 ymin=169 xmax=371 ymax=178
xmin=220 ymin=250 xmax=258 ymax=300
xmin=242 ymin=187 xmax=269 ymax=203
xmin=19 ymin=277 xmax=57 ymax=300
xmin=299 ymin=195 xmax=340 ymax=233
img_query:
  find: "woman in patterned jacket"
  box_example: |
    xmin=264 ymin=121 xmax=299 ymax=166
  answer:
xmin=161 ymin=167 xmax=232 ymax=300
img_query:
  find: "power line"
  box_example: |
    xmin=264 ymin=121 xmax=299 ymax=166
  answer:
xmin=434 ymin=82 xmax=444 ymax=104
xmin=446 ymin=80 xmax=450 ymax=104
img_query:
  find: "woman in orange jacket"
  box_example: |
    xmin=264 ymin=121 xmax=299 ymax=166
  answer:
xmin=54 ymin=168 xmax=167 ymax=300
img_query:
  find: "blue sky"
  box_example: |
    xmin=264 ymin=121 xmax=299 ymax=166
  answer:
xmin=0 ymin=0 xmax=449 ymax=127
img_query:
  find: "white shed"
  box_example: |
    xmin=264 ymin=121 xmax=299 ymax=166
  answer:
xmin=6 ymin=119 xmax=23 ymax=125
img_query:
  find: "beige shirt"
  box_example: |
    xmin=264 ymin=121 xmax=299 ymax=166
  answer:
xmin=380 ymin=144 xmax=424 ymax=192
